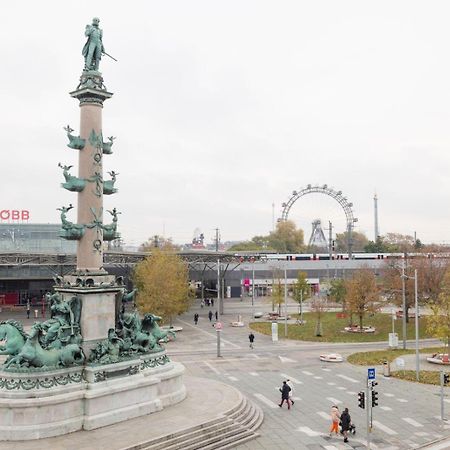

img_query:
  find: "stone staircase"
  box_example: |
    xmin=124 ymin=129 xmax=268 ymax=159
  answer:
xmin=127 ymin=394 xmax=263 ymax=450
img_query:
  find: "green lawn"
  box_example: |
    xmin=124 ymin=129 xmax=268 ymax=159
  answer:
xmin=390 ymin=370 xmax=448 ymax=386
xmin=249 ymin=312 xmax=435 ymax=343
xmin=347 ymin=347 xmax=446 ymax=365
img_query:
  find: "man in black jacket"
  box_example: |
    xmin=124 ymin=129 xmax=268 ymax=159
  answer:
xmin=278 ymin=381 xmax=291 ymax=409
xmin=340 ymin=407 xmax=351 ymax=443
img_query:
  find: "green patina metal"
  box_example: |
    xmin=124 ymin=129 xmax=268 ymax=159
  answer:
xmin=89 ymin=328 xmax=123 ymax=364
xmin=103 ymin=170 xmax=118 ymax=195
xmin=83 ymin=18 xmax=104 ymax=72
xmin=102 ymin=136 xmax=115 ymax=154
xmin=0 ymin=321 xmax=28 ymax=358
xmin=64 ymin=125 xmax=86 ymax=150
xmin=59 ymin=163 xmax=86 ymax=192
xmin=0 ymin=372 xmax=83 ymax=390
xmin=102 ymin=207 xmax=120 ymax=241
xmin=89 ymin=129 xmax=103 ymax=148
xmin=2 ymin=294 xmax=84 ymax=369
xmin=58 ymin=204 xmax=85 ymax=240
xmin=140 ymin=354 xmax=171 ymax=370
xmin=88 ymin=172 xmax=103 ymax=197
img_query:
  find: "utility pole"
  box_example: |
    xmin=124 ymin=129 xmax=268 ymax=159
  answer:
xmin=401 ymin=260 xmax=407 ymax=350
xmin=214 ymin=228 xmax=220 ymax=252
xmin=284 ymin=266 xmax=288 ymax=338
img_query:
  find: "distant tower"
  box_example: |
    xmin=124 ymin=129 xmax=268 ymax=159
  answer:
xmin=308 ymin=219 xmax=328 ymax=248
xmin=374 ymin=193 xmax=379 ymax=240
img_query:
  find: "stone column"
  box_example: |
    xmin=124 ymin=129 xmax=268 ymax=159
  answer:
xmin=69 ymin=71 xmax=117 ymax=354
xmin=70 ymin=71 xmax=113 ymax=272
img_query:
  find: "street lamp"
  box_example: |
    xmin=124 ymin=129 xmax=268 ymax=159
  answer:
xmin=284 ymin=265 xmax=288 ymax=338
xmin=401 ymin=268 xmax=419 ymax=381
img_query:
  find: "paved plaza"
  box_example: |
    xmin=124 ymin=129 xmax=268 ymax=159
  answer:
xmin=1 ymin=298 xmax=449 ymax=449
xmin=171 ymin=298 xmax=450 ymax=450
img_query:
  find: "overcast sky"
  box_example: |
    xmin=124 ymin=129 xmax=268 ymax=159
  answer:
xmin=1 ymin=1 xmax=450 ymax=246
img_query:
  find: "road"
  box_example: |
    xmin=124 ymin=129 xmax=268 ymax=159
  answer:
xmin=167 ymin=298 xmax=449 ymax=450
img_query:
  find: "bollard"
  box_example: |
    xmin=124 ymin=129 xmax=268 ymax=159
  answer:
xmin=34 ymin=309 xmax=38 ymax=319
xmin=383 ymin=360 xmax=390 ymax=377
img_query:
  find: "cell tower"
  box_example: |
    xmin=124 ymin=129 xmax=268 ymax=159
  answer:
xmin=308 ymin=219 xmax=328 ymax=248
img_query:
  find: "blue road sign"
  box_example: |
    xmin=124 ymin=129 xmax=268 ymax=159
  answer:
xmin=368 ymin=368 xmax=376 ymax=380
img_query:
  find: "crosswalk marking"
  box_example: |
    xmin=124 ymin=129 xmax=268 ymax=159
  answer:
xmin=326 ymin=397 xmax=342 ymax=404
xmin=278 ymin=356 xmax=296 ymax=363
xmin=297 ymin=426 xmax=323 ymax=437
xmin=346 ymin=391 xmax=357 ymax=395
xmin=423 ymin=441 xmax=450 ymax=450
xmin=444 ymin=398 xmax=450 ymax=404
xmin=314 ymin=376 xmax=323 ymax=379
xmin=384 ymin=393 xmax=394 ymax=397
xmin=324 ymin=446 xmax=339 ymax=450
xmin=337 ymin=374 xmax=358 ymax=383
xmin=380 ymin=406 xmax=392 ymax=411
xmin=293 ymin=396 xmax=302 ymax=401
xmin=249 ymin=372 xmax=258 ymax=376
xmin=414 ymin=432 xmax=429 ymax=437
xmin=402 ymin=418 xmax=423 ymax=427
xmin=227 ymin=376 xmax=238 ymax=381
xmin=317 ymin=411 xmax=329 ymax=420
xmin=337 ymin=386 xmax=346 ymax=390
xmin=254 ymin=393 xmax=278 ymax=409
xmin=372 ymin=420 xmax=398 ymax=435
xmin=327 ymin=382 xmax=336 ymax=386
xmin=280 ymin=374 xmax=303 ymax=384
xmin=397 ymin=398 xmax=408 ymax=403
xmin=322 ymin=368 xmax=332 ymax=372
xmin=204 ymin=361 xmax=220 ymax=375
xmin=302 ymin=370 xmax=313 ymax=376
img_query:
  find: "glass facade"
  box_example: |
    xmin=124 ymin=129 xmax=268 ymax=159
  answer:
xmin=0 ymin=223 xmax=76 ymax=253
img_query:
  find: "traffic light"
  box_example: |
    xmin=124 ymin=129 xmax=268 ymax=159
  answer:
xmin=371 ymin=389 xmax=379 ymax=407
xmin=358 ymin=391 xmax=365 ymax=409
xmin=444 ymin=373 xmax=450 ymax=385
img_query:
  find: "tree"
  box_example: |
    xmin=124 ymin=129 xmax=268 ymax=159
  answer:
xmin=364 ymin=236 xmax=391 ymax=253
xmin=382 ymin=255 xmax=448 ymax=322
xmin=346 ymin=269 xmax=379 ymax=331
xmin=427 ymin=268 xmax=450 ymax=354
xmin=271 ymin=270 xmax=284 ymax=315
xmin=140 ymin=235 xmax=180 ymax=251
xmin=267 ymin=220 xmax=305 ymax=253
xmin=292 ymin=271 xmax=310 ymax=319
xmin=328 ymin=278 xmax=347 ymax=311
xmin=311 ymin=297 xmax=326 ymax=336
xmin=133 ymin=249 xmax=193 ymax=325
xmin=335 ymin=231 xmax=369 ymax=252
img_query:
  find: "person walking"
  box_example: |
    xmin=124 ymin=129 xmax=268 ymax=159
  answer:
xmin=329 ymin=405 xmax=340 ymax=436
xmin=194 ymin=313 xmax=199 ymax=325
xmin=286 ymin=379 xmax=294 ymax=405
xmin=340 ymin=407 xmax=351 ymax=443
xmin=248 ymin=332 xmax=255 ymax=349
xmin=211 ymin=298 xmax=214 ymax=307
xmin=215 ymin=311 xmax=218 ymax=321
xmin=208 ymin=310 xmax=213 ymax=322
xmin=200 ymin=299 xmax=204 ymax=308
xmin=26 ymin=300 xmax=30 ymax=319
xmin=278 ymin=381 xmax=291 ymax=409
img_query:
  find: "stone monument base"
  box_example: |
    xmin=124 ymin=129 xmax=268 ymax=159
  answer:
xmin=0 ymin=351 xmax=185 ymax=441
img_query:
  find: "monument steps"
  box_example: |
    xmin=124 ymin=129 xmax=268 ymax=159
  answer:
xmin=133 ymin=394 xmax=262 ymax=450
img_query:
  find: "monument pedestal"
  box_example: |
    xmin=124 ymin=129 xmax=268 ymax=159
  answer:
xmin=0 ymin=351 xmax=185 ymax=441
xmin=57 ymin=272 xmax=121 ymax=356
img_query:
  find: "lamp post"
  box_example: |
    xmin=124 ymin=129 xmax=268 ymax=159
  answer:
xmin=401 ymin=262 xmax=407 ymax=350
xmin=284 ymin=266 xmax=288 ymax=338
xmin=251 ymin=258 xmax=255 ymax=321
xmin=401 ymin=268 xmax=419 ymax=381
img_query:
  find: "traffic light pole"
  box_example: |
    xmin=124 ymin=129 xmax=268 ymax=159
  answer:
xmin=366 ymin=382 xmax=371 ymax=450
xmin=441 ymin=370 xmax=445 ymax=426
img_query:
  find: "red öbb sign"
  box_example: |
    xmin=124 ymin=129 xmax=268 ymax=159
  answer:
xmin=0 ymin=210 xmax=30 ymax=221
